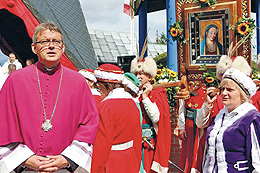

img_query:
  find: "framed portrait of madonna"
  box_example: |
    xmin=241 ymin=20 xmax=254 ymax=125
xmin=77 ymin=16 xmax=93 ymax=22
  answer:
xmin=177 ymin=0 xmax=251 ymax=81
xmin=189 ymin=9 xmax=228 ymax=65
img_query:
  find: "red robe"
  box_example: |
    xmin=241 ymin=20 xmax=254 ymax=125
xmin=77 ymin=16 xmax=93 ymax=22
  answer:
xmin=91 ymin=88 xmax=142 ymax=173
xmin=251 ymin=91 xmax=260 ymax=112
xmin=91 ymin=88 xmax=103 ymax=106
xmin=139 ymin=87 xmax=171 ymax=172
xmin=0 ymin=62 xmax=99 ymax=156
xmin=179 ymin=87 xmax=207 ymax=173
xmin=185 ymin=87 xmax=224 ymax=172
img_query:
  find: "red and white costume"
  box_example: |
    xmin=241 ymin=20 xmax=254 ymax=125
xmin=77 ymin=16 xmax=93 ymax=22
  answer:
xmin=91 ymin=88 xmax=142 ymax=172
xmin=91 ymin=64 xmax=142 ymax=172
xmin=178 ymin=87 xmax=208 ymax=173
xmin=79 ymin=68 xmax=102 ymax=105
xmin=130 ymin=57 xmax=171 ymax=173
xmin=139 ymin=87 xmax=171 ymax=172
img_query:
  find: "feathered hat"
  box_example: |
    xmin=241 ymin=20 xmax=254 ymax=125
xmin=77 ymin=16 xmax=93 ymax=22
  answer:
xmin=130 ymin=34 xmax=157 ymax=77
xmin=216 ymin=55 xmax=251 ymax=79
xmin=79 ymin=69 xmax=97 ymax=82
xmin=216 ymin=39 xmax=252 ymax=79
xmin=94 ymin=64 xmax=124 ymax=83
xmin=130 ymin=57 xmax=157 ymax=77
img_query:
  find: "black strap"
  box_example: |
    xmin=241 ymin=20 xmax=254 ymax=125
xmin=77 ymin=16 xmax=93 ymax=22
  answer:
xmin=63 ymin=155 xmax=79 ymax=172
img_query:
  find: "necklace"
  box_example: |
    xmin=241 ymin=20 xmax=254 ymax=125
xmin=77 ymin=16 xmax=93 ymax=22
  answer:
xmin=36 ymin=64 xmax=63 ymax=132
xmin=206 ymin=39 xmax=217 ymax=53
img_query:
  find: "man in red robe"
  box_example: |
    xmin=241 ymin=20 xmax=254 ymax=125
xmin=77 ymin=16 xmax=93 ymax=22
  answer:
xmin=79 ymin=68 xmax=102 ymax=105
xmin=178 ymin=87 xmax=207 ymax=173
xmin=0 ymin=22 xmax=99 ymax=172
xmin=91 ymin=64 xmax=142 ymax=172
xmin=130 ymin=57 xmax=171 ymax=172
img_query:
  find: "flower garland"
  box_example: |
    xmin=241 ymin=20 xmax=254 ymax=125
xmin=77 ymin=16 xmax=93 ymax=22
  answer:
xmin=153 ymin=67 xmax=179 ymax=108
xmin=154 ymin=68 xmax=178 ymax=84
xmin=194 ymin=0 xmax=217 ymax=8
xmin=230 ymin=16 xmax=256 ymax=42
xmin=168 ymin=21 xmax=188 ymax=44
xmin=200 ymin=65 xmax=220 ymax=88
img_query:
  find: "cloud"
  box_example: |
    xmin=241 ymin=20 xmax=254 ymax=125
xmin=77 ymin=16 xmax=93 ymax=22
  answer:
xmin=79 ymin=0 xmax=166 ymax=42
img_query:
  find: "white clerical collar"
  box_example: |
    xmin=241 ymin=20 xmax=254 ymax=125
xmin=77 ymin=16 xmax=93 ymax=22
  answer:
xmin=44 ymin=66 xmax=55 ymax=71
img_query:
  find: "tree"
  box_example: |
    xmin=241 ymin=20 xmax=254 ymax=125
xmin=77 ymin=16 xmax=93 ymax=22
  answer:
xmin=154 ymin=52 xmax=167 ymax=68
xmin=155 ymin=30 xmax=167 ymax=45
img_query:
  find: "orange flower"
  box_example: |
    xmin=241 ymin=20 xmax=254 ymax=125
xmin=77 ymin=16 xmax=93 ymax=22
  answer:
xmin=205 ymin=77 xmax=214 ymax=83
xmin=199 ymin=0 xmax=206 ymax=2
xmin=156 ymin=69 xmax=163 ymax=76
xmin=237 ymin=22 xmax=249 ymax=35
xmin=170 ymin=27 xmax=178 ymax=37
xmin=169 ymin=71 xmax=177 ymax=78
xmin=151 ymin=78 xmax=157 ymax=85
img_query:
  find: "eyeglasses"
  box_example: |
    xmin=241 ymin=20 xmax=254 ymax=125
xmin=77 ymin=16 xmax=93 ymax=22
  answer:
xmin=35 ymin=39 xmax=63 ymax=47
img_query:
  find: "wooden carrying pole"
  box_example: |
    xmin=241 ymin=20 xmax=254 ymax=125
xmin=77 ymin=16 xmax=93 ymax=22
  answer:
xmin=153 ymin=64 xmax=190 ymax=99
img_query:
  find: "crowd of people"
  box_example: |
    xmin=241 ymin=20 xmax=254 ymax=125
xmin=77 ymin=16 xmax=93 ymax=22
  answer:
xmin=178 ymin=53 xmax=260 ymax=172
xmin=1 ymin=21 xmax=260 ymax=173
xmin=0 ymin=52 xmax=34 ymax=90
xmin=0 ymin=22 xmax=171 ymax=173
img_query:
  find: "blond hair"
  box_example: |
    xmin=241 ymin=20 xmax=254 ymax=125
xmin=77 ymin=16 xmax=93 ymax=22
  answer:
xmin=33 ymin=22 xmax=62 ymax=43
xmin=221 ymin=78 xmax=249 ymax=102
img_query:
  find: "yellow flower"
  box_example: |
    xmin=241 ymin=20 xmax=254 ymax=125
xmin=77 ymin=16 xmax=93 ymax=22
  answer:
xmin=199 ymin=0 xmax=206 ymax=2
xmin=237 ymin=22 xmax=249 ymax=35
xmin=161 ymin=81 xmax=167 ymax=84
xmin=165 ymin=68 xmax=170 ymax=72
xmin=205 ymin=77 xmax=214 ymax=83
xmin=156 ymin=69 xmax=163 ymax=76
xmin=151 ymin=78 xmax=157 ymax=85
xmin=170 ymin=27 xmax=178 ymax=37
xmin=169 ymin=71 xmax=177 ymax=78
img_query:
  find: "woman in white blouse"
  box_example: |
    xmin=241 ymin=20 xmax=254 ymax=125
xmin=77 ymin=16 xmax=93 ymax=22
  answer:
xmin=200 ymin=68 xmax=260 ymax=173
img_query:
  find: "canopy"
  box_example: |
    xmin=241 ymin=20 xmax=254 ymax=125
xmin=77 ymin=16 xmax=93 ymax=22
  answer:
xmin=0 ymin=0 xmax=97 ymax=71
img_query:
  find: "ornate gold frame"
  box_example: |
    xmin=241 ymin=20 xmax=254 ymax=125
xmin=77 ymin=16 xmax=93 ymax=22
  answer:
xmin=176 ymin=0 xmax=251 ymax=81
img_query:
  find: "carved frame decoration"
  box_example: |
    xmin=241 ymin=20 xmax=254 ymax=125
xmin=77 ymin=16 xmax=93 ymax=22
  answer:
xmin=176 ymin=0 xmax=251 ymax=81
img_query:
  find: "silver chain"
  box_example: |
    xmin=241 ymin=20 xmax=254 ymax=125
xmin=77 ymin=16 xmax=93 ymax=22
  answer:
xmin=36 ymin=64 xmax=63 ymax=122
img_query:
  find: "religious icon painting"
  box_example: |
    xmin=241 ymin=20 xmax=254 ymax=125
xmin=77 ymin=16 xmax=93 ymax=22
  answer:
xmin=188 ymin=9 xmax=229 ymax=65
xmin=178 ymin=0 xmax=251 ymax=81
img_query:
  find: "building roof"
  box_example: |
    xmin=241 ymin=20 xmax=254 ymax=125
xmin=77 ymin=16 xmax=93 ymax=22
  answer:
xmin=22 ymin=0 xmax=98 ymax=69
xmin=88 ymin=29 xmax=167 ymax=63
xmin=135 ymin=0 xmax=166 ymax=15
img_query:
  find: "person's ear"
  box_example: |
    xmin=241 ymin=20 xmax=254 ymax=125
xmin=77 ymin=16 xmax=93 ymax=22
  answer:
xmin=61 ymin=42 xmax=65 ymax=53
xmin=31 ymin=43 xmax=37 ymax=54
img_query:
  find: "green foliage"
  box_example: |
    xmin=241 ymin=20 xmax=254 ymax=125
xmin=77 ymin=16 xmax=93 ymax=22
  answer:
xmin=200 ymin=64 xmax=220 ymax=88
xmin=155 ymin=31 xmax=167 ymax=45
xmin=154 ymin=52 xmax=167 ymax=67
xmin=193 ymin=0 xmax=217 ymax=8
xmin=252 ymin=61 xmax=260 ymax=80
xmin=229 ymin=16 xmax=256 ymax=42
xmin=168 ymin=21 xmax=188 ymax=44
xmin=153 ymin=53 xmax=179 ymax=108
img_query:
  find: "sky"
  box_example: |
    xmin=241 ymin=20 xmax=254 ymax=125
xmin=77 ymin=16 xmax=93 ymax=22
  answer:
xmin=79 ymin=0 xmax=258 ymax=62
xmin=1 ymin=0 xmax=167 ymax=66
xmin=79 ymin=0 xmax=167 ymax=42
xmin=0 ymin=1 xmax=257 ymax=65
